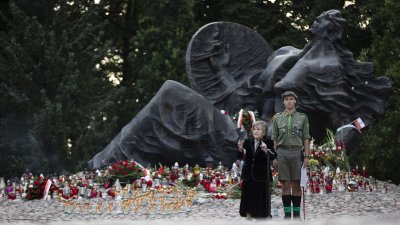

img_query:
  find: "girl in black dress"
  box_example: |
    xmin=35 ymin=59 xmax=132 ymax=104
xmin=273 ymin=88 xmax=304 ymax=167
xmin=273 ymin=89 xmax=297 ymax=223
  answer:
xmin=237 ymin=120 xmax=277 ymax=218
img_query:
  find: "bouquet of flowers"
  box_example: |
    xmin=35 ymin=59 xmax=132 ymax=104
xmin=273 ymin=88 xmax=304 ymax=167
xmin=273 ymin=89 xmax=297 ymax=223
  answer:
xmin=25 ymin=175 xmax=52 ymax=200
xmin=181 ymin=174 xmax=200 ymax=187
xmin=310 ymin=129 xmax=350 ymax=172
xmin=108 ymin=160 xmax=145 ymax=183
xmin=231 ymin=109 xmax=258 ymax=138
xmin=226 ymin=183 xmax=241 ymax=199
xmin=153 ymin=163 xmax=171 ymax=179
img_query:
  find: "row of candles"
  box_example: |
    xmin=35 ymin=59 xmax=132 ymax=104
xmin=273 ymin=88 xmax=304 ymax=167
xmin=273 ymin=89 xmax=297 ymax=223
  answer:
xmin=303 ymin=166 xmax=389 ymax=194
xmin=0 ymin=161 xmax=242 ymax=201
xmin=0 ymin=161 xmax=390 ymax=201
xmin=60 ymin=186 xmax=197 ymax=214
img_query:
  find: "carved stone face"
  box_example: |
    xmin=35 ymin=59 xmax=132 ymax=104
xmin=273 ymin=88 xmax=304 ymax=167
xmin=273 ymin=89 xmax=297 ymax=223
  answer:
xmin=309 ymin=9 xmax=345 ymax=40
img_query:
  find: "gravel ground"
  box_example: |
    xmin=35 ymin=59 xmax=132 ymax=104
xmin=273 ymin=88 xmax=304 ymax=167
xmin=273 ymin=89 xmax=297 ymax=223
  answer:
xmin=0 ymin=182 xmax=399 ymax=225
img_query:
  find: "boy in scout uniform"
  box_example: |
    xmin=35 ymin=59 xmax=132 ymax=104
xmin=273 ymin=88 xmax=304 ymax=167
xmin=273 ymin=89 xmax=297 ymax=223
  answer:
xmin=271 ymin=91 xmax=310 ymax=220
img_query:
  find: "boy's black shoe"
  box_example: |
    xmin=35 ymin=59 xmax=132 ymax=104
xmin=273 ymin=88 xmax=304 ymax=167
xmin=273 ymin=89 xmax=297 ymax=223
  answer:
xmin=293 ymin=212 xmax=302 ymax=221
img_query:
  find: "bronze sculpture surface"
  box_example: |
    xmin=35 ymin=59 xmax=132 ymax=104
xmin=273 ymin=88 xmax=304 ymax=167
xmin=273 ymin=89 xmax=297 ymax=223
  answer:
xmin=89 ymin=10 xmax=392 ymax=169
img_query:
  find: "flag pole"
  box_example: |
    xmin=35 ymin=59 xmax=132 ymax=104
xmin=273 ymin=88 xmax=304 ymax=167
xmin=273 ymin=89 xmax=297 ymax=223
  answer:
xmin=302 ymin=186 xmax=306 ymax=220
xmin=300 ymin=165 xmax=308 ymax=221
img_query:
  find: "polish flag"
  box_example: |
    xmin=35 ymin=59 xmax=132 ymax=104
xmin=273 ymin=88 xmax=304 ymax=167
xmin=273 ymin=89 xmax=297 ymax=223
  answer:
xmin=248 ymin=111 xmax=256 ymax=125
xmin=353 ymin=117 xmax=366 ymax=130
xmin=42 ymin=179 xmax=52 ymax=200
xmin=237 ymin=109 xmax=244 ymax=129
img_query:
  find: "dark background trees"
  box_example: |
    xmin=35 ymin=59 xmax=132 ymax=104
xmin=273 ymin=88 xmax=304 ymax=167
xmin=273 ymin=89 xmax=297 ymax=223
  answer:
xmin=0 ymin=0 xmax=398 ymax=183
xmin=349 ymin=0 xmax=400 ymax=184
xmin=0 ymin=0 xmax=113 ymax=175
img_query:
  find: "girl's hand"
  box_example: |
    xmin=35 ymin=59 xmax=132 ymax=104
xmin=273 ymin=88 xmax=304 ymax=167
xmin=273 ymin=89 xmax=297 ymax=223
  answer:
xmin=238 ymin=140 xmax=244 ymax=152
xmin=273 ymin=159 xmax=278 ymax=168
xmin=260 ymin=141 xmax=267 ymax=152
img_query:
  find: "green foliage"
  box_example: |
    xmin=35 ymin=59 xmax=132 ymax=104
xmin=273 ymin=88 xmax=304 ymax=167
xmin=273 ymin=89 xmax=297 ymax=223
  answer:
xmin=311 ymin=129 xmax=350 ymax=172
xmin=130 ymin=0 xmax=197 ymax=102
xmin=227 ymin=183 xmax=241 ymax=199
xmin=193 ymin=0 xmax=307 ymax=49
xmin=352 ymin=95 xmax=400 ymax=184
xmin=0 ymin=0 xmax=114 ymax=174
xmin=0 ymin=138 xmax=25 ymax=177
xmin=181 ymin=174 xmax=200 ymax=187
xmin=350 ymin=0 xmax=400 ymax=184
xmin=92 ymin=0 xmax=197 ymax=130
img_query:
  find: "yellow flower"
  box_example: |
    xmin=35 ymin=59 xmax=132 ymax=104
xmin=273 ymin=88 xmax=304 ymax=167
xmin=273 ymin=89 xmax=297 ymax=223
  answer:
xmin=309 ymin=159 xmax=319 ymax=167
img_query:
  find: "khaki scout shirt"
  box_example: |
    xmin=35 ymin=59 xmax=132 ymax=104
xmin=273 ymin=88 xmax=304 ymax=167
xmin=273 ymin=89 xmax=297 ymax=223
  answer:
xmin=271 ymin=110 xmax=311 ymax=147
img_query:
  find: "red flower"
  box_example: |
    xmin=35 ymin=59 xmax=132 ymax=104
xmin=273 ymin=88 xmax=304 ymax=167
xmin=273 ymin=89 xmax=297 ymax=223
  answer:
xmin=158 ymin=166 xmax=164 ymax=175
xmin=204 ymin=181 xmax=210 ymax=191
xmin=311 ymin=149 xmax=316 ymax=154
xmin=107 ymin=189 xmax=115 ymax=198
xmin=62 ymin=195 xmax=70 ymax=199
xmin=325 ymin=183 xmax=332 ymax=192
xmin=92 ymin=189 xmax=98 ymax=198
xmin=8 ymin=193 xmax=16 ymax=200
xmin=122 ymin=171 xmax=128 ymax=175
xmin=170 ymin=173 xmax=178 ymax=181
xmin=104 ymin=181 xmax=110 ymax=189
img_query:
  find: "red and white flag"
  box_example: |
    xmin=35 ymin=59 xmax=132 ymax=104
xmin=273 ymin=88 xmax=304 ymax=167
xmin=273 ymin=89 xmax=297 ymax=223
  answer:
xmin=353 ymin=117 xmax=366 ymax=130
xmin=42 ymin=179 xmax=52 ymax=200
xmin=237 ymin=109 xmax=244 ymax=129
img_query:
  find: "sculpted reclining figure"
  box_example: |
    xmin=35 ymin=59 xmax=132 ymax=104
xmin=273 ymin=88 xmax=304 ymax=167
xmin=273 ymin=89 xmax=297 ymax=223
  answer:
xmin=89 ymin=10 xmax=392 ymax=169
xmin=186 ymin=9 xmax=391 ymax=147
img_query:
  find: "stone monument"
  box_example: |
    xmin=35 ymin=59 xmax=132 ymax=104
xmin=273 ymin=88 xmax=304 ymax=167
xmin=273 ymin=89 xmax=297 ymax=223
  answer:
xmin=88 ymin=10 xmax=392 ymax=169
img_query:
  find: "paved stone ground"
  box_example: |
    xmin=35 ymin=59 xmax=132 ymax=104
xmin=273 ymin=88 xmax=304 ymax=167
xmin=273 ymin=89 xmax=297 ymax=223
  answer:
xmin=0 ymin=182 xmax=399 ymax=225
